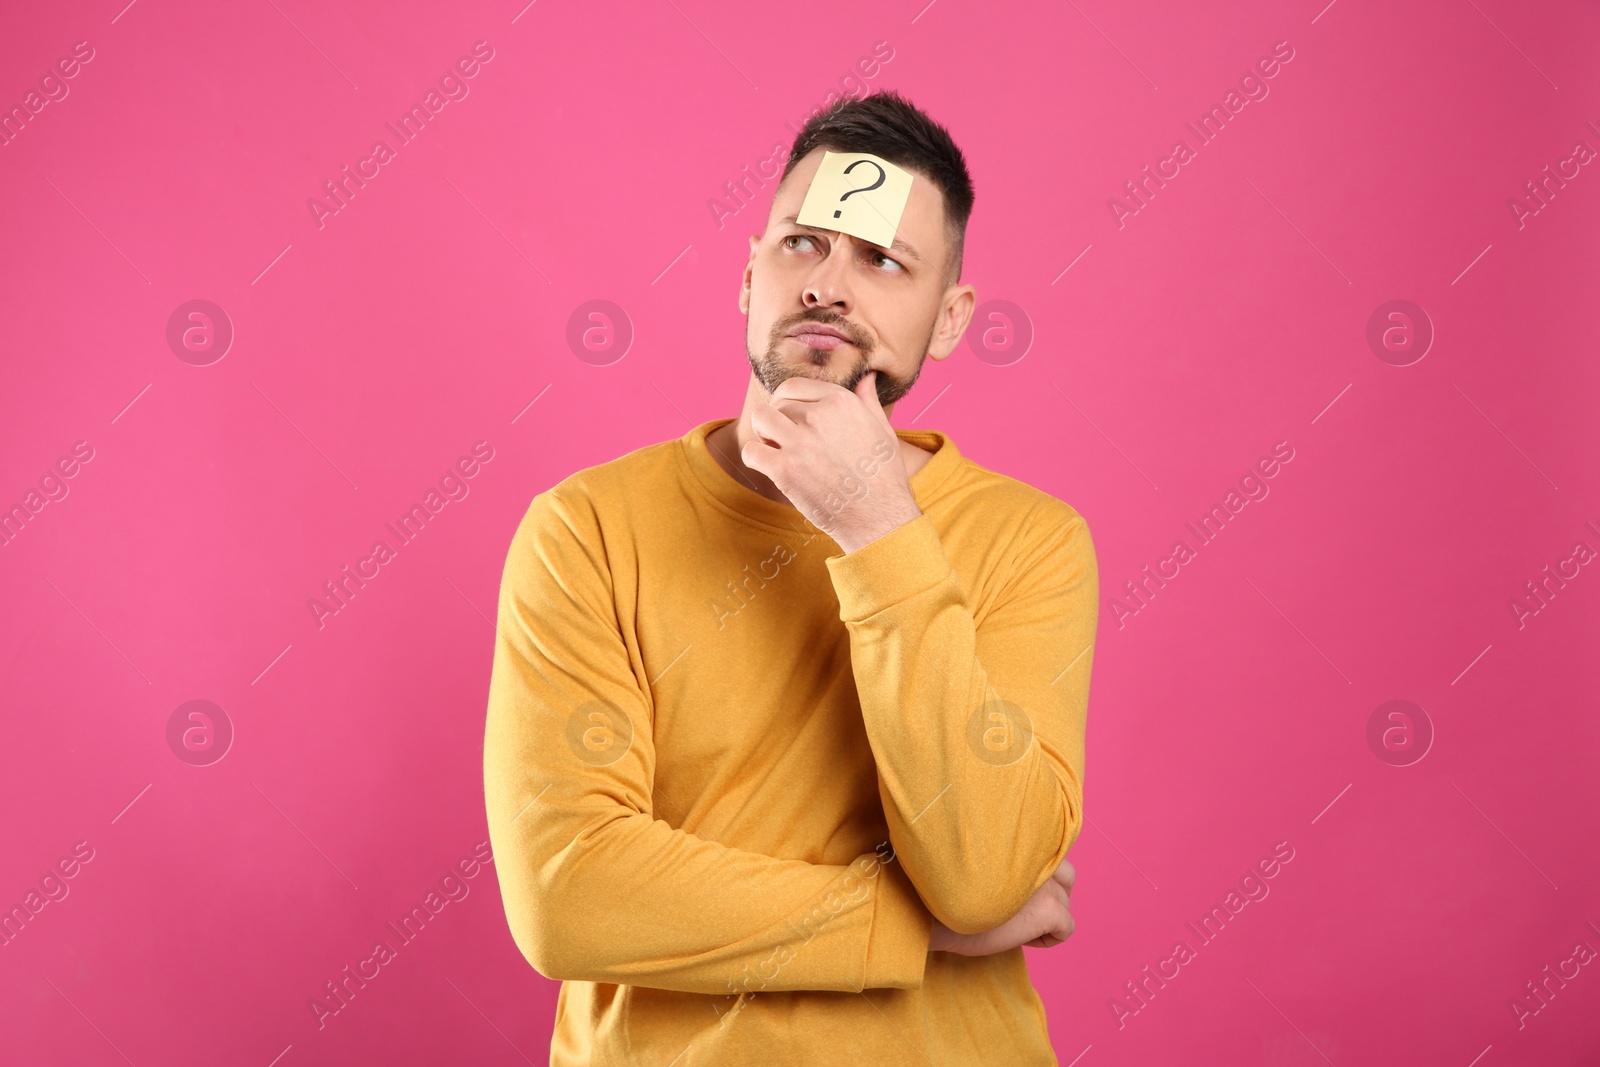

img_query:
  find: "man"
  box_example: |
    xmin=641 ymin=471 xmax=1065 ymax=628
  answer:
xmin=484 ymin=90 xmax=1097 ymax=1064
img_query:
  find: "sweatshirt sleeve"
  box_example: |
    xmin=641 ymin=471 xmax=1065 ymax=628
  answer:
xmin=483 ymin=486 xmax=931 ymax=995
xmin=823 ymin=507 xmax=1098 ymax=935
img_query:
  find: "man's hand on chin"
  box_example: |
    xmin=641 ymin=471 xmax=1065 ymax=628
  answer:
xmin=741 ymin=370 xmax=923 ymax=553
xmin=929 ymin=860 xmax=1077 ymax=956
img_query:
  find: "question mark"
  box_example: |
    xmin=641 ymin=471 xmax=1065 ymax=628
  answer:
xmin=834 ymin=159 xmax=887 ymax=218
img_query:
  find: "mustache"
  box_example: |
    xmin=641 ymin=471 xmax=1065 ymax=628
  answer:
xmin=772 ymin=310 xmax=872 ymax=353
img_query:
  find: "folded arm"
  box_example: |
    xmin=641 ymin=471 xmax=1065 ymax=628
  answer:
xmin=484 ymin=487 xmax=932 ymax=995
xmin=824 ymin=508 xmax=1098 ymax=934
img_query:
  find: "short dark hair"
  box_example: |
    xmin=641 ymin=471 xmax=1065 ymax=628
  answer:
xmin=781 ymin=90 xmax=974 ymax=281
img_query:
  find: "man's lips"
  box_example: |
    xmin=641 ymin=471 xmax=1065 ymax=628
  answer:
xmin=787 ymin=324 xmax=855 ymax=350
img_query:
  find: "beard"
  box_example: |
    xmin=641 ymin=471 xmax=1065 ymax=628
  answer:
xmin=747 ymin=308 xmax=931 ymax=407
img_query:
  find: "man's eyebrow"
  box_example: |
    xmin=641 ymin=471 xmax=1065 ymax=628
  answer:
xmin=776 ymin=214 xmax=924 ymax=263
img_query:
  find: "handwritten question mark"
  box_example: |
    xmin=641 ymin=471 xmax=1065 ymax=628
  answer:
xmin=834 ymin=159 xmax=887 ymax=218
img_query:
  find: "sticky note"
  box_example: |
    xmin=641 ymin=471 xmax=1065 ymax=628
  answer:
xmin=794 ymin=151 xmax=914 ymax=250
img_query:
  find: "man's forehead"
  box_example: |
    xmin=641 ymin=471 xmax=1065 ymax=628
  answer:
xmin=775 ymin=149 xmax=946 ymax=261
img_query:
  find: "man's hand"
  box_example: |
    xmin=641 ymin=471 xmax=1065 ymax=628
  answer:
xmin=928 ymin=860 xmax=1076 ymax=955
xmin=742 ymin=371 xmax=923 ymax=554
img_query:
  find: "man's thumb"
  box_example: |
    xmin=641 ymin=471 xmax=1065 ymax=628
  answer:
xmin=855 ymin=370 xmax=891 ymax=422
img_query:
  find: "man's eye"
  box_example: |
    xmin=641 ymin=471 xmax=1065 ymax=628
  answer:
xmin=783 ymin=235 xmax=818 ymax=252
xmin=872 ymin=251 xmax=905 ymax=272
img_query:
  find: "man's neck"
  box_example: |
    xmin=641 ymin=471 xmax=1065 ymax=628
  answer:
xmin=704 ymin=374 xmax=933 ymax=507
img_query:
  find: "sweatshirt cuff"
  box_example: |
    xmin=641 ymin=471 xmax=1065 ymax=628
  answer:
xmin=862 ymin=856 xmax=931 ymax=989
xmin=826 ymin=513 xmax=953 ymax=624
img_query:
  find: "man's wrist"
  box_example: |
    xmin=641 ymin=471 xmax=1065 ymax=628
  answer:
xmin=834 ymin=500 xmax=924 ymax=555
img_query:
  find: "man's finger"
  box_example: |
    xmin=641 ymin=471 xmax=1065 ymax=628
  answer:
xmin=1053 ymin=860 xmax=1075 ymax=894
xmin=764 ymin=399 xmax=816 ymax=432
xmin=853 ymin=370 xmax=894 ymax=429
xmin=769 ymin=378 xmax=837 ymax=401
xmin=741 ymin=436 xmax=780 ymax=474
xmin=750 ymin=403 xmax=801 ymax=447
xmin=853 ymin=369 xmax=880 ymax=406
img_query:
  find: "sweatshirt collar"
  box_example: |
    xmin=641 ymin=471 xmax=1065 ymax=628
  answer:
xmin=680 ymin=417 xmax=961 ymax=535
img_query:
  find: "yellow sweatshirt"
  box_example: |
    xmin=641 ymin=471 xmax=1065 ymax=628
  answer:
xmin=483 ymin=416 xmax=1098 ymax=1065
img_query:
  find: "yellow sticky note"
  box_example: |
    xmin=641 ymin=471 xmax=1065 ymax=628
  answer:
xmin=795 ymin=151 xmax=914 ymax=250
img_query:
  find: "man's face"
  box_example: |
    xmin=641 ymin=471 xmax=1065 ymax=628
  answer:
xmin=738 ymin=148 xmax=975 ymax=408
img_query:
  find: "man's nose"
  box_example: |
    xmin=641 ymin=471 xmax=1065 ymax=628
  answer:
xmin=802 ymin=241 xmax=854 ymax=313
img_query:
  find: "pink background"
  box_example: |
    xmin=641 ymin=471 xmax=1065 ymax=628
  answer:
xmin=3 ymin=0 xmax=1598 ymax=1063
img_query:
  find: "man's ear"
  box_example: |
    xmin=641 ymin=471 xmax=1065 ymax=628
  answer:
xmin=739 ymin=234 xmax=759 ymax=314
xmin=927 ymin=284 xmax=977 ymax=361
